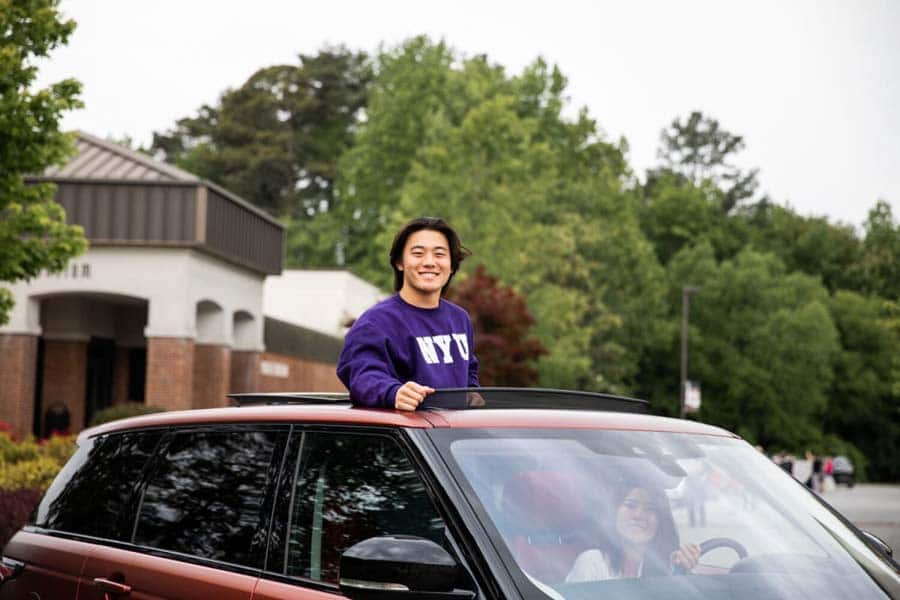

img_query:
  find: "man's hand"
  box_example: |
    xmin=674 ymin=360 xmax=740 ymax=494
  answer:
xmin=394 ymin=381 xmax=435 ymax=411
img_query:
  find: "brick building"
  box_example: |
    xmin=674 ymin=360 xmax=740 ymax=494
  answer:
xmin=0 ymin=132 xmax=348 ymax=440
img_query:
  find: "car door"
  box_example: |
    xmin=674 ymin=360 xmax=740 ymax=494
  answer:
xmin=0 ymin=531 xmax=91 ymax=599
xmin=78 ymin=425 xmax=287 ymax=600
xmin=252 ymin=427 xmax=472 ymax=600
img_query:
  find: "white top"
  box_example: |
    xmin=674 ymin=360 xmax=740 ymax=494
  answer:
xmin=566 ymin=549 xmax=641 ymax=582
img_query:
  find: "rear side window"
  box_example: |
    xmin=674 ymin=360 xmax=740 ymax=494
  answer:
xmin=34 ymin=431 xmax=161 ymax=539
xmin=133 ymin=428 xmax=283 ymax=567
xmin=282 ymin=432 xmax=445 ymax=584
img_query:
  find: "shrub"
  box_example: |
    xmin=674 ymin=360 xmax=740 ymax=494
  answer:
xmin=0 ymin=456 xmax=62 ymax=490
xmin=39 ymin=433 xmax=77 ymax=465
xmin=0 ymin=488 xmax=43 ymax=550
xmin=0 ymin=434 xmax=40 ymax=464
xmin=89 ymin=403 xmax=165 ymax=426
xmin=0 ymin=432 xmax=76 ymax=549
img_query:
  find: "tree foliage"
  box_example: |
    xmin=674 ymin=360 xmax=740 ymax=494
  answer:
xmin=743 ymin=201 xmax=863 ymax=292
xmin=857 ymin=200 xmax=900 ymax=300
xmin=825 ymin=291 xmax=900 ymax=480
xmin=656 ymin=111 xmax=759 ymax=213
xmin=446 ymin=265 xmax=546 ymax=386
xmin=664 ymin=244 xmax=840 ymax=448
xmin=0 ymin=0 xmax=87 ymax=325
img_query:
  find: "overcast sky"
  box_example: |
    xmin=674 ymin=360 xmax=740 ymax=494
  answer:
xmin=36 ymin=0 xmax=899 ymax=229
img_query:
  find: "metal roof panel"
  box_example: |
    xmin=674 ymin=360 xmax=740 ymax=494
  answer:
xmin=38 ymin=131 xmax=200 ymax=182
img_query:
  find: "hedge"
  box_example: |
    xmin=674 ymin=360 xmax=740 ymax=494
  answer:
xmin=0 ymin=430 xmax=75 ymax=549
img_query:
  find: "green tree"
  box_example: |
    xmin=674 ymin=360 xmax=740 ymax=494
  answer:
xmin=336 ymin=38 xmax=464 ymax=276
xmin=744 ymin=201 xmax=863 ymax=292
xmin=0 ymin=0 xmax=87 ymax=325
xmin=825 ymin=291 xmax=900 ymax=480
xmin=639 ymin=171 xmax=750 ymax=265
xmin=656 ymin=111 xmax=759 ymax=213
xmin=856 ymin=200 xmax=900 ymax=300
xmin=659 ymin=244 xmax=840 ymax=448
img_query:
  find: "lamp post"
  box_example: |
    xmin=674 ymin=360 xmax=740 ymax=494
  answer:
xmin=680 ymin=286 xmax=701 ymax=419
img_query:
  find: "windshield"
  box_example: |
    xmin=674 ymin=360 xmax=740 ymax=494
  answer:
xmin=430 ymin=428 xmax=899 ymax=600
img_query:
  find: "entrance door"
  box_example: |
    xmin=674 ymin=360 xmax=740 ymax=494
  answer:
xmin=85 ymin=337 xmax=115 ymax=426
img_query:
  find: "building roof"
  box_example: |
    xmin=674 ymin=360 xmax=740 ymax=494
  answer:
xmin=25 ymin=131 xmax=285 ymax=275
xmin=41 ymin=131 xmax=200 ymax=182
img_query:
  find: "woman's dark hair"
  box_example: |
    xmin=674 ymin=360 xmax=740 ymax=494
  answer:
xmin=605 ymin=481 xmax=680 ymax=577
xmin=389 ymin=217 xmax=471 ymax=294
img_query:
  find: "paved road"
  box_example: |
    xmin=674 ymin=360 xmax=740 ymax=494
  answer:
xmin=820 ymin=484 xmax=900 ymax=553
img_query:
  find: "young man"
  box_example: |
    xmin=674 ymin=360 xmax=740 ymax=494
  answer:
xmin=337 ymin=217 xmax=479 ymax=410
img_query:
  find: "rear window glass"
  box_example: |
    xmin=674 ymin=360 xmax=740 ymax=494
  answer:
xmin=35 ymin=431 xmax=161 ymax=539
xmin=133 ymin=429 xmax=282 ymax=567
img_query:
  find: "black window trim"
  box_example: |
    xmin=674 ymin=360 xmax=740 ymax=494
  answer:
xmin=406 ymin=428 xmax=518 ymax=600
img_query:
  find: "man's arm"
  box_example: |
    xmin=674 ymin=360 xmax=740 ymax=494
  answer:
xmin=336 ymin=322 xmax=404 ymax=408
xmin=337 ymin=322 xmax=435 ymax=409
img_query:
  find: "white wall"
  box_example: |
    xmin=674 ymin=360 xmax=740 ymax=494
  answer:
xmin=0 ymin=247 xmax=266 ymax=350
xmin=263 ymin=270 xmax=385 ymax=338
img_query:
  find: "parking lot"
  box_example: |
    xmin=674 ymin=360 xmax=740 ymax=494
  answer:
xmin=823 ymin=484 xmax=900 ymax=554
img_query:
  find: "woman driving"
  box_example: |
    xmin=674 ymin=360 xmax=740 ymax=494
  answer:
xmin=567 ymin=481 xmax=700 ymax=581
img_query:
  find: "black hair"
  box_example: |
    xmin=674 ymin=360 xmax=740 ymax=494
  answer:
xmin=604 ymin=480 xmax=680 ymax=577
xmin=389 ymin=217 xmax=471 ymax=294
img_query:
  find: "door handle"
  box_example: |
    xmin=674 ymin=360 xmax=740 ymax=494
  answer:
xmin=93 ymin=576 xmax=132 ymax=598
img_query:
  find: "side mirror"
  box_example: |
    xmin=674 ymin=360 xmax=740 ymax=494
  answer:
xmin=339 ymin=536 xmax=475 ymax=600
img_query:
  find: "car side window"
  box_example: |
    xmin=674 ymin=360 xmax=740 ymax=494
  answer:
xmin=34 ymin=431 xmax=161 ymax=540
xmin=283 ymin=431 xmax=445 ymax=584
xmin=133 ymin=428 xmax=284 ymax=567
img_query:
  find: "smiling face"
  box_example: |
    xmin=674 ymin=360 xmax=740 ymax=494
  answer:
xmin=396 ymin=229 xmax=453 ymax=307
xmin=615 ymin=487 xmax=660 ymax=547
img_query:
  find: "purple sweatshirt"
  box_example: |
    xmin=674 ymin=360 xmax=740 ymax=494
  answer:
xmin=337 ymin=295 xmax=479 ymax=407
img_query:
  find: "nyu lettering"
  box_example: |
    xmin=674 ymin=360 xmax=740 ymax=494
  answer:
xmin=416 ymin=333 xmax=470 ymax=365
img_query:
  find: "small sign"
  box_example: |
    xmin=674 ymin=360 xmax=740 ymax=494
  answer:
xmin=260 ymin=360 xmax=289 ymax=378
xmin=43 ymin=262 xmax=92 ymax=279
xmin=684 ymin=380 xmax=701 ymax=412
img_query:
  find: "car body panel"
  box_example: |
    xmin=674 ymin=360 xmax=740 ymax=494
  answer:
xmin=78 ymin=543 xmax=257 ymax=600
xmin=2 ymin=531 xmax=91 ymax=598
xmin=253 ymin=577 xmax=344 ymax=600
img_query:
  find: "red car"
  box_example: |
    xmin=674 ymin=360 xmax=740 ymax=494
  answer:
xmin=1 ymin=388 xmax=898 ymax=599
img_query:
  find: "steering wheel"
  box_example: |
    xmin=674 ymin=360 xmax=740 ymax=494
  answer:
xmin=673 ymin=537 xmax=748 ymax=574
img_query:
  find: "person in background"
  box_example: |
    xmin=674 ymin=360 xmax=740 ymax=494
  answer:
xmin=812 ymin=452 xmax=824 ymax=492
xmin=567 ymin=481 xmax=700 ymax=581
xmin=337 ymin=217 xmax=479 ymax=410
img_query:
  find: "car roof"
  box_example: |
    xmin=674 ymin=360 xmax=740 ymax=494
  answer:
xmin=82 ymin=403 xmax=736 ymax=440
